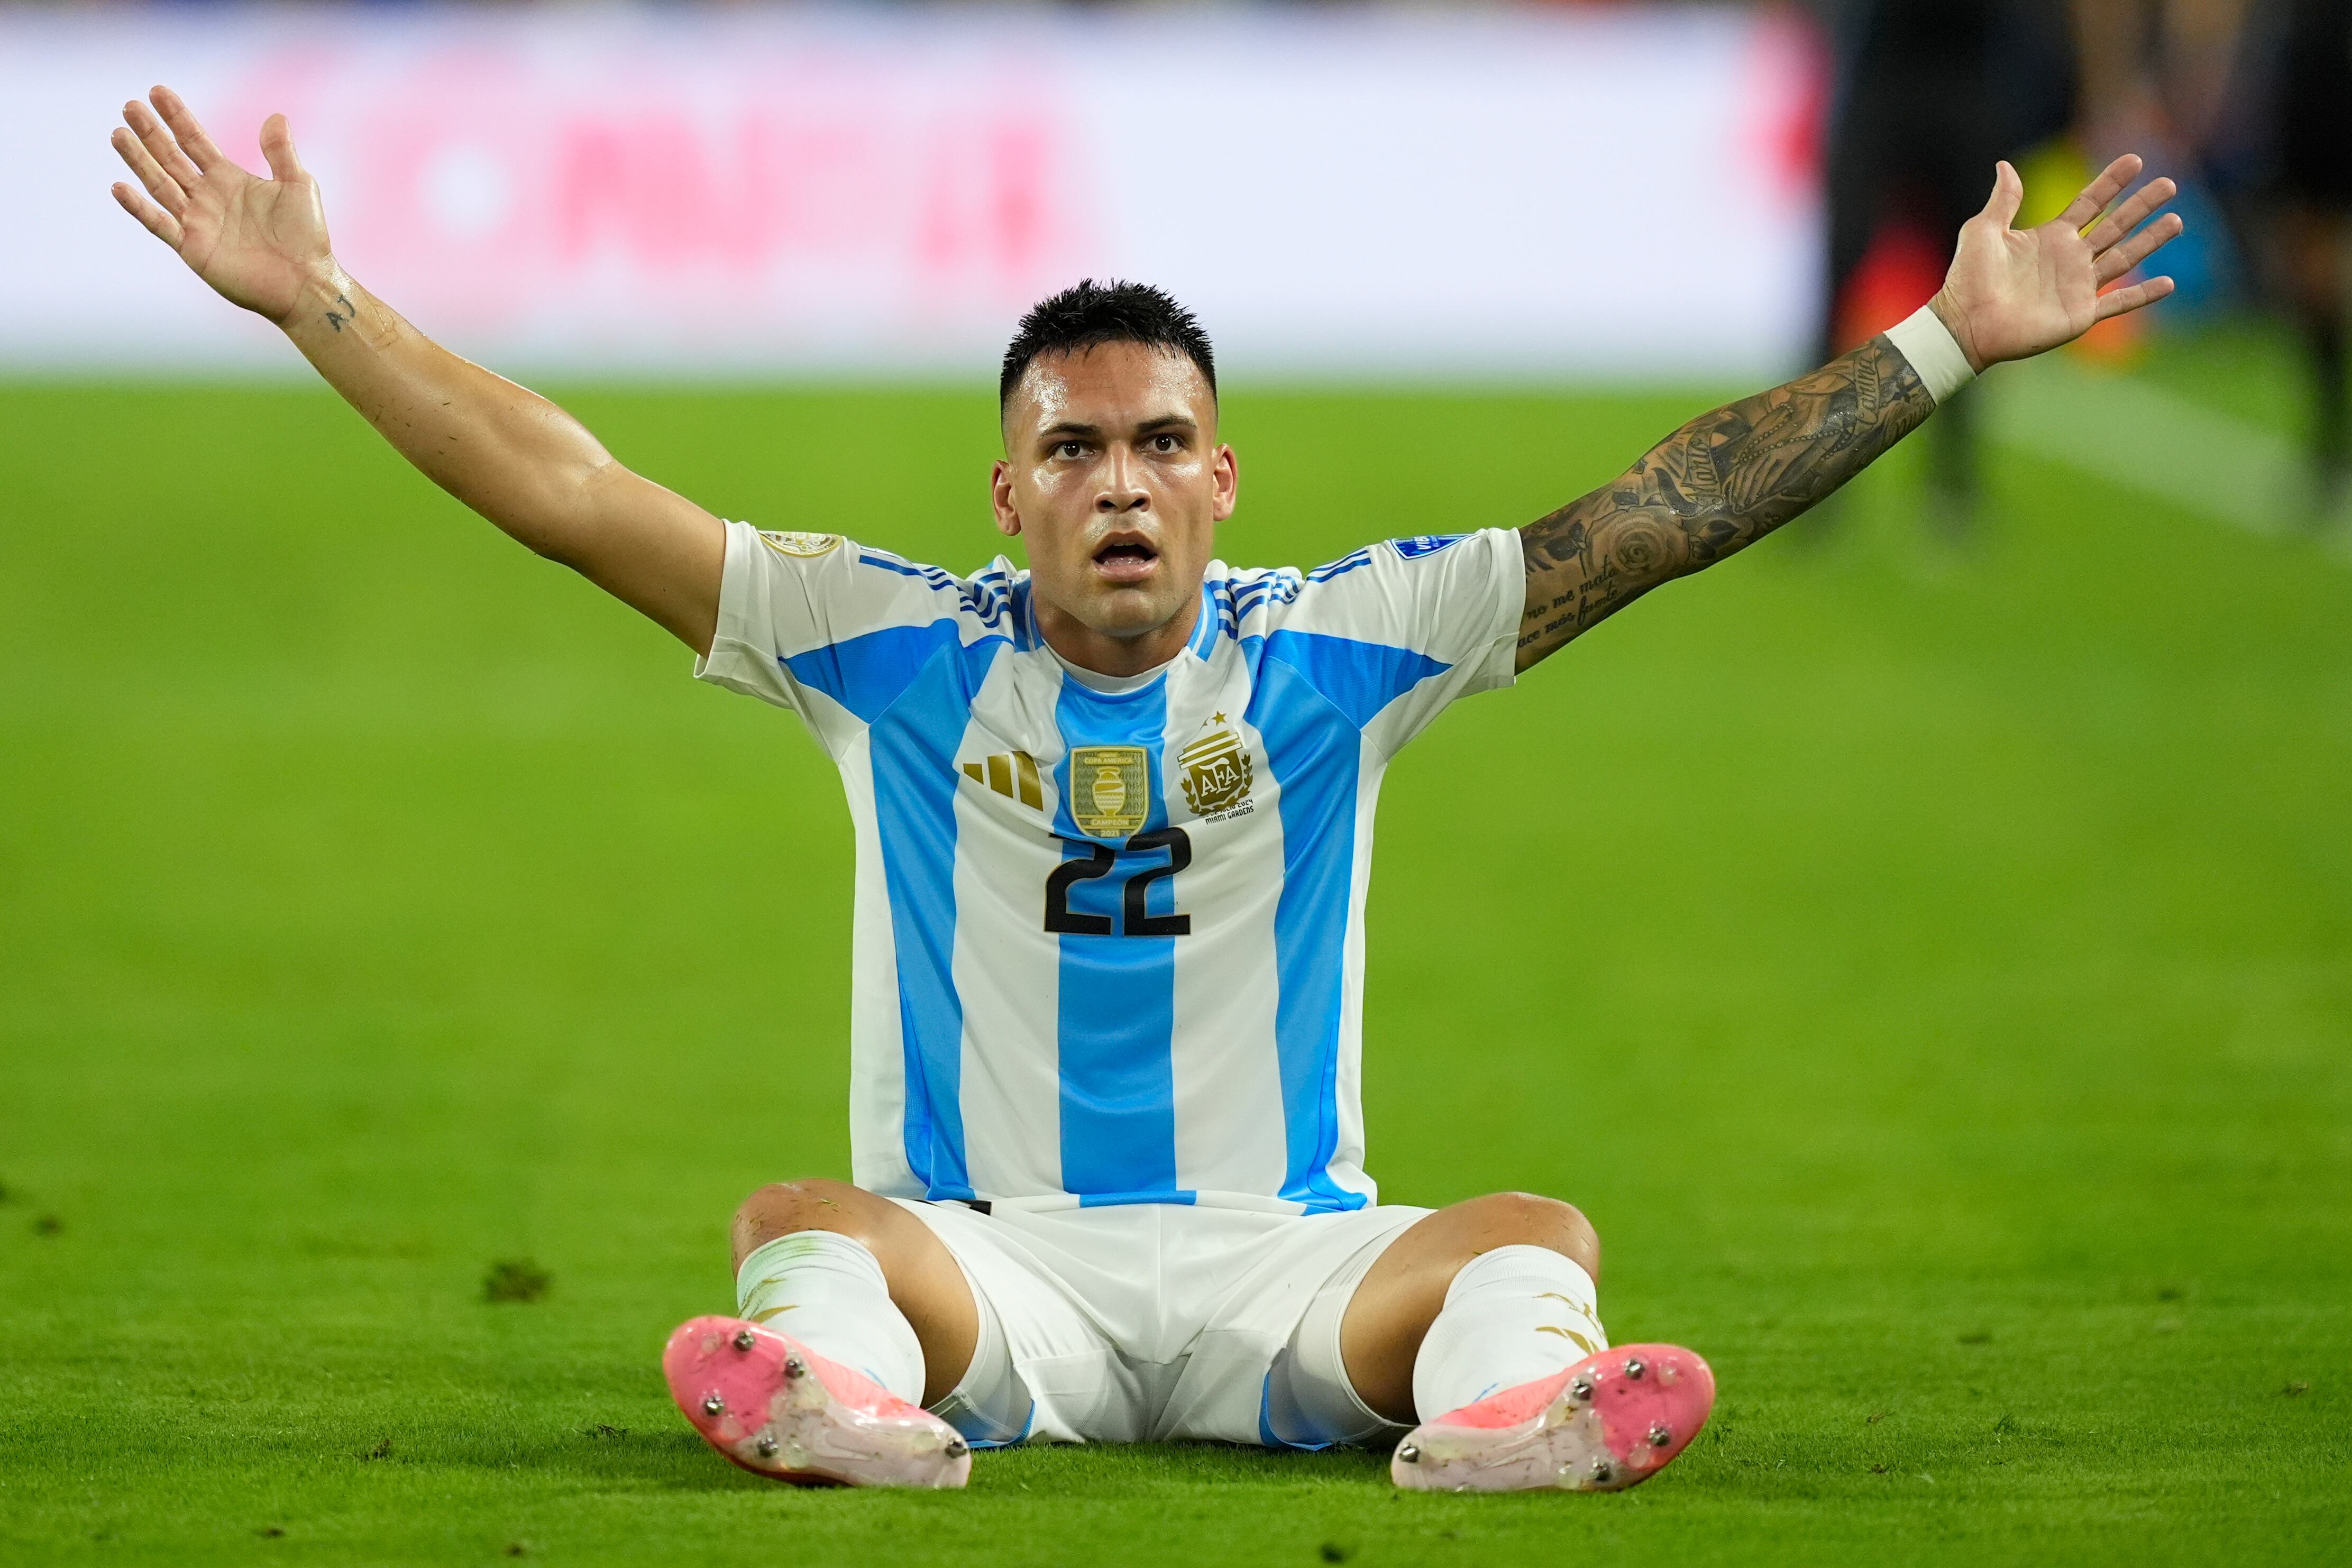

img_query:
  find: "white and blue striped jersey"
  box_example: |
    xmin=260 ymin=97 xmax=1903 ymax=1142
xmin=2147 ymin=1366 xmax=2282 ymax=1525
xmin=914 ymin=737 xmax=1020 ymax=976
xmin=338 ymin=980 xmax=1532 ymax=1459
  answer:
xmin=697 ymin=521 xmax=1522 ymax=1214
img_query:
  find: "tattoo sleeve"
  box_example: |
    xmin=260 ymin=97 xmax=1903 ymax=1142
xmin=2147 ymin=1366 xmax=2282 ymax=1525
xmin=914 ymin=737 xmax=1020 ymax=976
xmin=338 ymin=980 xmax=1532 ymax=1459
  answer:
xmin=1515 ymin=333 xmax=1936 ymax=670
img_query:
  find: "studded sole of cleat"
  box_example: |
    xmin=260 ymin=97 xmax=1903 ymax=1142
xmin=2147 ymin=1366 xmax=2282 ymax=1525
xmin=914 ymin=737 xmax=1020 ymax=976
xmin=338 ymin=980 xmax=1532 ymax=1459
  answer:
xmin=662 ymin=1316 xmax=970 ymax=1490
xmin=1390 ymin=1343 xmax=1714 ymax=1494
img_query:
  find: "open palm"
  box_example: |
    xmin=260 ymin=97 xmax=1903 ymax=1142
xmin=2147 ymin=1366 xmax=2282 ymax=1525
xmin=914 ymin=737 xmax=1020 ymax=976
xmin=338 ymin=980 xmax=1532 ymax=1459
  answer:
xmin=109 ymin=86 xmax=329 ymax=325
xmin=1936 ymin=154 xmax=2182 ymax=372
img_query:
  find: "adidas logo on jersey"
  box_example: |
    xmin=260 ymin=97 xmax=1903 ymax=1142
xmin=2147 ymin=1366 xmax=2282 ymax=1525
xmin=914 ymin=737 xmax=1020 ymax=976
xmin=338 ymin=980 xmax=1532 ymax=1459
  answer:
xmin=961 ymin=751 xmax=1044 ymax=810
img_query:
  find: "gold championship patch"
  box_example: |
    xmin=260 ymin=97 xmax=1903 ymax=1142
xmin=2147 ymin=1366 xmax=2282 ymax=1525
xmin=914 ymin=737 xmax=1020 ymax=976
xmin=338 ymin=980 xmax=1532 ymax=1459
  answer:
xmin=759 ymin=530 xmax=841 ymax=558
xmin=1068 ymin=746 xmax=1149 ymax=839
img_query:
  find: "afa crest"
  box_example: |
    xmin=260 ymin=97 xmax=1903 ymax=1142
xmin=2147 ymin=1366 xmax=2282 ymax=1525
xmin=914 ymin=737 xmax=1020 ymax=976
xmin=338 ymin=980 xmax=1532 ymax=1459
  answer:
xmin=1069 ymin=746 xmax=1149 ymax=839
xmin=1179 ymin=718 xmax=1255 ymax=819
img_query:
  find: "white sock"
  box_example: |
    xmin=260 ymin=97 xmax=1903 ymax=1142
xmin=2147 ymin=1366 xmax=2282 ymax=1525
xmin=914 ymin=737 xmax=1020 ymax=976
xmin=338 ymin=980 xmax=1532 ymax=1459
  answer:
xmin=735 ymin=1232 xmax=927 ymax=1405
xmin=1410 ymin=1244 xmax=1608 ymax=1419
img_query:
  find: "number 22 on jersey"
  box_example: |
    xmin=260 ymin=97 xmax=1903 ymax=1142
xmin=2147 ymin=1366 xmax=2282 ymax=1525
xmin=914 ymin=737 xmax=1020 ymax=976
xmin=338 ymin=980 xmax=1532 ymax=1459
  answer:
xmin=1044 ymin=828 xmax=1192 ymax=937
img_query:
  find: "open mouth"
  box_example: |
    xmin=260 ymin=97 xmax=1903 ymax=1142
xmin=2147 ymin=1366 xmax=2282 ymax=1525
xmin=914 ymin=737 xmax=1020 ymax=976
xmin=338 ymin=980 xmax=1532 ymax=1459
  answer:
xmin=1091 ymin=536 xmax=1160 ymax=583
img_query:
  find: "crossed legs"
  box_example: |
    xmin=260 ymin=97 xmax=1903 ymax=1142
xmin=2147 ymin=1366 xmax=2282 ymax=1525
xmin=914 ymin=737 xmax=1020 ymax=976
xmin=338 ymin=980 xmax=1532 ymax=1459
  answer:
xmin=728 ymin=1179 xmax=1599 ymax=1422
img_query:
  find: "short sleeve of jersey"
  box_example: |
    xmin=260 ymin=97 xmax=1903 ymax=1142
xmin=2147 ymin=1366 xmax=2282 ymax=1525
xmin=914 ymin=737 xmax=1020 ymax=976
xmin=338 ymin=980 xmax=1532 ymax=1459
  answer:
xmin=1265 ymin=528 xmax=1521 ymax=760
xmin=693 ymin=520 xmax=953 ymax=756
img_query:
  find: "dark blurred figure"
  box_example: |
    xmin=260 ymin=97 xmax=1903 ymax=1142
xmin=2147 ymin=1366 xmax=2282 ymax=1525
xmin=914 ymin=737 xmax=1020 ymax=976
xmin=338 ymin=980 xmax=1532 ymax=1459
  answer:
xmin=2210 ymin=1 xmax=2352 ymax=515
xmin=1816 ymin=1 xmax=2079 ymax=535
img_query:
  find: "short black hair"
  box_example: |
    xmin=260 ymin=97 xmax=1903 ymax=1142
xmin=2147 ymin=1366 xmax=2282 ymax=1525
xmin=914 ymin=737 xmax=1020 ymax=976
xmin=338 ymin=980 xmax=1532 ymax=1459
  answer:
xmin=999 ymin=279 xmax=1216 ymax=411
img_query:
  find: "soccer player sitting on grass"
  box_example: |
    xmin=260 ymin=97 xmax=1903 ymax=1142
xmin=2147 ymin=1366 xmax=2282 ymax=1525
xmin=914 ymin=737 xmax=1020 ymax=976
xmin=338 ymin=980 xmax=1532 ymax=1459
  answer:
xmin=107 ymin=85 xmax=2182 ymax=1493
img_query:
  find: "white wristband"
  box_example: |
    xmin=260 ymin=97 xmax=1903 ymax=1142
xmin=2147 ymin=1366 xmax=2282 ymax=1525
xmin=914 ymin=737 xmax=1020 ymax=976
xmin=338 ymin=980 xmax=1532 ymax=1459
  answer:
xmin=1884 ymin=304 xmax=1977 ymax=404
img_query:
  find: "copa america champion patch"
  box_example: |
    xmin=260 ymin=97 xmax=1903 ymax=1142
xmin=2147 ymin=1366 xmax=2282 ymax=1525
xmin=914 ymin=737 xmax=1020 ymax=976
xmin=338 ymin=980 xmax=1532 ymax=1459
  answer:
xmin=759 ymin=530 xmax=842 ymax=558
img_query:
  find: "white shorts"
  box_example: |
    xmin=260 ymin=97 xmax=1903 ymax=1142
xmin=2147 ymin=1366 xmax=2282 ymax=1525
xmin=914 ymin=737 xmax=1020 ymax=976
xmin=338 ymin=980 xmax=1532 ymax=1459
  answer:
xmin=892 ymin=1198 xmax=1429 ymax=1447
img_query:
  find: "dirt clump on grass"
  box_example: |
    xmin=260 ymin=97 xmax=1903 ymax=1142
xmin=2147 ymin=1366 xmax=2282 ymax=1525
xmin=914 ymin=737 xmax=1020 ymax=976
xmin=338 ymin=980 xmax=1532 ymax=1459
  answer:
xmin=482 ymin=1259 xmax=552 ymax=1304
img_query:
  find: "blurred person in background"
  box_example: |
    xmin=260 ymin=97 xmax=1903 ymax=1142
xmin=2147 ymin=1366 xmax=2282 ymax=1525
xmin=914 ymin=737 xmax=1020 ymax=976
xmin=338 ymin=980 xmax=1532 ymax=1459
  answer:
xmin=2073 ymin=1 xmax=2253 ymax=159
xmin=2208 ymin=0 xmax=2352 ymax=519
xmin=1815 ymin=0 xmax=2080 ymax=536
xmin=2071 ymin=2 xmax=2253 ymax=340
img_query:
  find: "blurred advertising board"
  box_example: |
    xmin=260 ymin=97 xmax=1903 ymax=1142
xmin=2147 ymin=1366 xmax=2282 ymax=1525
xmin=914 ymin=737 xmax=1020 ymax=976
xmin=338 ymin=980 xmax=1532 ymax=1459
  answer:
xmin=1 ymin=5 xmax=1822 ymax=379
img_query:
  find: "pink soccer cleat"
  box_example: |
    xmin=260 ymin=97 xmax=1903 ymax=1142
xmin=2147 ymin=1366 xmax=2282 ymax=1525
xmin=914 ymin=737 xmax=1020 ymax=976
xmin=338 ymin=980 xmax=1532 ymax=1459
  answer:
xmin=662 ymin=1315 xmax=971 ymax=1489
xmin=1390 ymin=1343 xmax=1715 ymax=1493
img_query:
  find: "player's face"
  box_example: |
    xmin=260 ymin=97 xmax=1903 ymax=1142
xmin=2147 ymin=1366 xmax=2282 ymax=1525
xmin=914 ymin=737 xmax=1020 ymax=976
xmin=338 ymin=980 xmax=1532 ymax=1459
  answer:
xmin=992 ymin=343 xmax=1237 ymax=670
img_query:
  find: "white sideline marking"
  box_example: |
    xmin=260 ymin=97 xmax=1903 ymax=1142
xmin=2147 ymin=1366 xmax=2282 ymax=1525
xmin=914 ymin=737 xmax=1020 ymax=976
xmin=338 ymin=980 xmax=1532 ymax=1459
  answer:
xmin=1988 ymin=355 xmax=2307 ymax=542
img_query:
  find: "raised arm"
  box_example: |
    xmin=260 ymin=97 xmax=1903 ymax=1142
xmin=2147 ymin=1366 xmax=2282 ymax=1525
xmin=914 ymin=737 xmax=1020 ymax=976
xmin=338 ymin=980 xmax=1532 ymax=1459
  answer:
xmin=1515 ymin=154 xmax=2182 ymax=672
xmin=108 ymin=87 xmax=722 ymax=654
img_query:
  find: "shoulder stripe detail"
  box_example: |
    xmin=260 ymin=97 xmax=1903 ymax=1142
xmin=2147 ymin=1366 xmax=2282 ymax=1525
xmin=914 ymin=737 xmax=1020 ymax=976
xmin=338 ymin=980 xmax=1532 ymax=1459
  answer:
xmin=959 ymin=565 xmax=1021 ymax=635
xmin=1306 ymin=548 xmax=1376 ymax=584
xmin=1207 ymin=577 xmax=1238 ymax=638
xmin=1223 ymin=572 xmax=1303 ymax=634
xmin=1009 ymin=576 xmax=1037 ymax=652
xmin=854 ymin=549 xmax=1022 ymax=635
xmin=857 ymin=548 xmax=941 ymax=582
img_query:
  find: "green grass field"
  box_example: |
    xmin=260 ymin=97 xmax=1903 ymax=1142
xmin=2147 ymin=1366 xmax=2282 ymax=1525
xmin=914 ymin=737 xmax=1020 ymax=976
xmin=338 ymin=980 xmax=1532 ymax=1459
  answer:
xmin=3 ymin=331 xmax=2347 ymax=1564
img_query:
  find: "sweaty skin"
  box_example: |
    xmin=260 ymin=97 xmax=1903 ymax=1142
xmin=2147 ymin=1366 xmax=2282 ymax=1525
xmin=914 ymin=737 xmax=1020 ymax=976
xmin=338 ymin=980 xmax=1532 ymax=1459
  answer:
xmin=109 ymin=85 xmax=2183 ymax=1426
xmin=991 ymin=343 xmax=1239 ymax=677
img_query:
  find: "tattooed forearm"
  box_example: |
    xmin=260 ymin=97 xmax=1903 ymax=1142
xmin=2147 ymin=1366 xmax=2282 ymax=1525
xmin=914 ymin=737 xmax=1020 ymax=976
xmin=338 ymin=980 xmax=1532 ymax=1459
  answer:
xmin=323 ymin=292 xmax=356 ymax=333
xmin=1515 ymin=333 xmax=1935 ymax=669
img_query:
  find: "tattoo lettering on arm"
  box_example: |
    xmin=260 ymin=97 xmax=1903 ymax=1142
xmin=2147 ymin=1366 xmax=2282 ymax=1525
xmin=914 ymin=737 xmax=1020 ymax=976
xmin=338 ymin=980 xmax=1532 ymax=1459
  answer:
xmin=1515 ymin=334 xmax=1936 ymax=670
xmin=322 ymin=292 xmax=355 ymax=333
